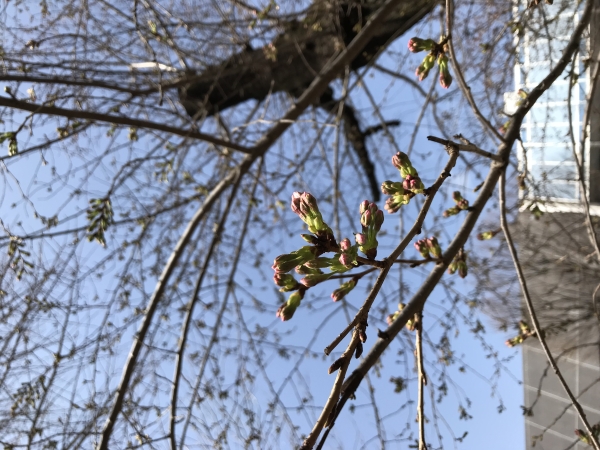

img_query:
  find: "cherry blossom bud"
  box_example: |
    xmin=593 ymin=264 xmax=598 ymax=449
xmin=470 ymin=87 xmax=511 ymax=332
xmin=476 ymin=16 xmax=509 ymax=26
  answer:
xmin=276 ymin=290 xmax=304 ymax=321
xmin=339 ymin=252 xmax=353 ymax=268
xmin=443 ymin=206 xmax=460 ymax=217
xmin=439 ymin=71 xmax=453 ymax=89
xmin=300 ymin=272 xmax=332 ymax=287
xmin=402 ymin=175 xmax=425 ymax=194
xmin=425 ymin=236 xmax=442 ymax=258
xmin=416 ymin=54 xmax=435 ymax=81
xmin=437 ymin=54 xmax=452 ymax=89
xmin=381 ymin=180 xmax=405 ymax=196
xmin=273 ymin=273 xmax=300 ymax=292
xmin=355 ymin=233 xmax=367 ymax=246
xmin=359 ymin=200 xmax=370 ymax=214
xmin=360 ymin=209 xmax=372 ymax=229
xmin=331 ymin=279 xmax=356 ymax=302
xmin=414 ymin=239 xmax=430 ymax=258
xmin=505 ymin=336 xmax=524 ymax=347
xmin=477 ymin=230 xmax=499 ymax=240
xmin=272 ymin=246 xmax=318 ymax=273
xmin=290 ymin=191 xmax=334 ymax=239
xmin=407 ymin=37 xmax=436 ymax=53
xmin=340 ymin=238 xmax=352 ymax=251
xmin=385 ymin=194 xmax=411 ymax=213
xmin=392 ymin=152 xmax=418 ymax=178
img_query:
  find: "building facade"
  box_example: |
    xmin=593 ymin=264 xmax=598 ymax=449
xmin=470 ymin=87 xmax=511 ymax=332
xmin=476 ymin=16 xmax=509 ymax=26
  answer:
xmin=513 ymin=0 xmax=600 ymax=448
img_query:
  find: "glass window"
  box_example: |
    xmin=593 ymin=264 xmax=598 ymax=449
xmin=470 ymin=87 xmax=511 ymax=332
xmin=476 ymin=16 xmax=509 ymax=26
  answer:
xmin=527 ymin=39 xmax=567 ymax=63
xmin=527 ymin=124 xmax=571 ymax=143
xmin=529 ymin=105 xmax=570 ymax=124
xmin=529 ymin=163 xmax=576 ymax=181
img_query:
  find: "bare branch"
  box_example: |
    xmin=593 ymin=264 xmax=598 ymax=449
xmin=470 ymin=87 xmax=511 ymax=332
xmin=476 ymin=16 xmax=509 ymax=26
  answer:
xmin=498 ymin=170 xmax=600 ymax=450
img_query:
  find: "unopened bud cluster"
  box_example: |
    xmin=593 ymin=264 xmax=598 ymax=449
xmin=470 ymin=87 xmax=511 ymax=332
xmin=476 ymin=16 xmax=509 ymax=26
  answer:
xmin=382 ymin=152 xmax=425 ymax=214
xmin=356 ymin=201 xmax=384 ymax=259
xmin=290 ymin=192 xmax=335 ymax=243
xmin=447 ymin=248 xmax=468 ymax=278
xmin=386 ymin=302 xmax=417 ymax=331
xmin=477 ymin=229 xmax=500 ymax=241
xmin=408 ymin=36 xmax=453 ymax=89
xmin=505 ymin=320 xmax=543 ymax=347
xmin=331 ymin=278 xmax=357 ymax=302
xmin=272 ymin=192 xmax=367 ymax=321
xmin=414 ymin=236 xmax=442 ymax=259
xmin=575 ymin=424 xmax=600 ymax=446
xmin=443 ymin=191 xmax=470 ymax=217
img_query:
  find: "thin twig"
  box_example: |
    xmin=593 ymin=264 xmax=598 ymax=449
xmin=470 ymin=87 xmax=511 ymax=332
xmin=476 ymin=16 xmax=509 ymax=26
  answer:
xmin=444 ymin=0 xmax=504 ymax=142
xmin=169 ymin=167 xmax=246 ymax=450
xmin=416 ymin=311 xmax=427 ymax=450
xmin=566 ymin=53 xmax=600 ymax=262
xmin=427 ymin=135 xmax=502 ymax=162
xmin=99 ymin=0 xmax=433 ymax=445
xmin=0 ymin=96 xmax=253 ymax=155
xmin=97 ymin=166 xmax=246 ymax=450
xmin=498 ymin=170 xmax=600 ymax=450
xmin=177 ymin=163 xmax=262 ymax=449
xmin=319 ymin=0 xmax=594 ymax=439
xmin=300 ymin=331 xmax=360 ymax=449
xmin=323 ymin=148 xmax=459 ymax=356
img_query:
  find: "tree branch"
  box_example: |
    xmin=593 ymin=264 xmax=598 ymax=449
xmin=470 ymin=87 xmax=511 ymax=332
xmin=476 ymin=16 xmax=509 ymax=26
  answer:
xmin=0 ymin=96 xmax=254 ymax=154
xmin=499 ymin=170 xmax=600 ymax=450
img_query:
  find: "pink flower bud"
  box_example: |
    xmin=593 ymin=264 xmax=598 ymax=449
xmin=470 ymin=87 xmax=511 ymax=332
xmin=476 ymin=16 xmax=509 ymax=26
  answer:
xmin=439 ymin=71 xmax=453 ymax=89
xmin=426 ymin=236 xmax=442 ymax=258
xmin=331 ymin=279 xmax=356 ymax=302
xmin=407 ymin=37 xmax=435 ymax=53
xmin=414 ymin=239 xmax=430 ymax=258
xmin=360 ymin=210 xmax=372 ymax=228
xmin=339 ymin=253 xmax=352 ymax=267
xmin=391 ymin=152 xmax=410 ymax=171
xmin=359 ymin=200 xmax=370 ymax=214
xmin=340 ymin=238 xmax=351 ymax=251
xmin=355 ymin=233 xmax=367 ymax=246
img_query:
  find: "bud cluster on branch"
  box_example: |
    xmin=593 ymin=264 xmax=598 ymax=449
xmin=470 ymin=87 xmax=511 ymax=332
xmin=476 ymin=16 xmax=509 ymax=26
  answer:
xmin=408 ymin=36 xmax=453 ymax=89
xmin=382 ymin=152 xmax=425 ymax=213
xmin=443 ymin=191 xmax=470 ymax=217
xmin=272 ymin=192 xmax=373 ymax=321
xmin=505 ymin=320 xmax=544 ymax=347
xmin=386 ymin=302 xmax=417 ymax=331
xmin=447 ymin=247 xmax=468 ymax=278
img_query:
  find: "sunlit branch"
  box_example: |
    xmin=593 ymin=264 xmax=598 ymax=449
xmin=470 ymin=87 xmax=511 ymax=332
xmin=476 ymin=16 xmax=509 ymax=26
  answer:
xmin=498 ymin=170 xmax=600 ymax=450
xmin=169 ymin=168 xmax=244 ymax=450
xmin=0 ymin=96 xmax=254 ymax=154
xmin=427 ymin=135 xmax=503 ymax=162
xmin=444 ymin=0 xmax=504 ymax=142
xmin=416 ymin=311 xmax=427 ymax=450
xmin=177 ymin=162 xmax=262 ymax=449
xmin=323 ymin=0 xmax=595 ymax=433
xmin=324 ymin=146 xmax=459 ymax=357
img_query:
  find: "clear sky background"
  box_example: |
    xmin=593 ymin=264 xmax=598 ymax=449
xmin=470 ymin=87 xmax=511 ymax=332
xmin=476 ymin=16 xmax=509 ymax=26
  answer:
xmin=0 ymin=1 xmax=536 ymax=448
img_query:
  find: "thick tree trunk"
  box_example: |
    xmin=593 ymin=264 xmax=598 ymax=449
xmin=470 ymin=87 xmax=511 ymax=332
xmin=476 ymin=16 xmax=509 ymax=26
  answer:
xmin=179 ymin=0 xmax=435 ymax=116
xmin=179 ymin=0 xmax=436 ymax=199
